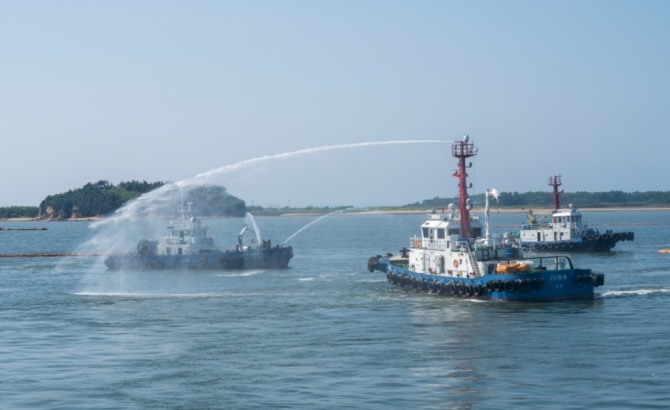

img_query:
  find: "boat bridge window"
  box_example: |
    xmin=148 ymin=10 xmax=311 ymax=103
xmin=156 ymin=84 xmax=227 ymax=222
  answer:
xmin=422 ymin=227 xmax=429 ymax=238
xmin=437 ymin=229 xmax=445 ymax=239
xmin=472 ymin=227 xmax=482 ymax=237
xmin=448 ymin=228 xmax=460 ymax=235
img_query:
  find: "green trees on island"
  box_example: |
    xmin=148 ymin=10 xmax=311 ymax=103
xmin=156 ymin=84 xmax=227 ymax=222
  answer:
xmin=0 ymin=206 xmax=40 ymax=219
xmin=416 ymin=190 xmax=670 ymax=209
xmin=187 ymin=185 xmax=246 ymax=217
xmin=31 ymin=180 xmax=247 ymax=220
xmin=38 ymin=180 xmax=164 ymax=219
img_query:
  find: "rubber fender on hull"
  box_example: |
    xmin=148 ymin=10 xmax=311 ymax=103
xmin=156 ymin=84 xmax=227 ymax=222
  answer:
xmin=504 ymin=280 xmax=517 ymax=292
xmin=414 ymin=278 xmax=423 ymax=290
xmin=440 ymin=282 xmax=449 ymax=294
xmin=594 ymin=273 xmax=605 ymax=287
xmin=517 ymin=279 xmax=530 ymax=292
xmin=576 ymin=275 xmax=595 ymax=284
xmin=473 ymin=283 xmax=483 ymax=296
xmin=447 ymin=280 xmax=456 ymax=295
xmin=434 ymin=281 xmax=442 ymax=293
xmin=464 ymin=283 xmax=473 ymax=297
xmin=491 ymin=280 xmax=503 ymax=293
xmin=366 ymin=256 xmax=377 ymax=272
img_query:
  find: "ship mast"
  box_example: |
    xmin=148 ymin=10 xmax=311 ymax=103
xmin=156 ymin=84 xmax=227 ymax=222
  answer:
xmin=452 ymin=135 xmax=478 ymax=239
xmin=549 ymin=175 xmax=562 ymax=211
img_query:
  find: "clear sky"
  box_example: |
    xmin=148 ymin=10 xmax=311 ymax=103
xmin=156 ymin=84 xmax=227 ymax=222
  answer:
xmin=1 ymin=1 xmax=668 ymax=208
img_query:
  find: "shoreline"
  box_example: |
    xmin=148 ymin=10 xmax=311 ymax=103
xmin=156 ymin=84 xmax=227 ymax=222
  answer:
xmin=2 ymin=206 xmax=669 ymax=222
xmin=342 ymin=206 xmax=670 ymax=216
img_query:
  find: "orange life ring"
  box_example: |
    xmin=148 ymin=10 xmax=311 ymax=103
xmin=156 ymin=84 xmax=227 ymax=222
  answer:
xmin=453 ymin=260 xmax=459 ymax=268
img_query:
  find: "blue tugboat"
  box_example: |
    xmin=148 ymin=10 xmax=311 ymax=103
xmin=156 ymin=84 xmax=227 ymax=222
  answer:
xmin=105 ymin=203 xmax=293 ymax=271
xmin=366 ymin=135 xmax=604 ymax=301
xmin=518 ymin=175 xmax=634 ymax=253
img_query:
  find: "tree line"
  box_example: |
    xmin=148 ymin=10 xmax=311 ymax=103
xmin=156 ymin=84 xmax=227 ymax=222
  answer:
xmin=2 ymin=186 xmax=669 ymax=219
xmin=415 ymin=190 xmax=670 ymax=209
xmin=0 ymin=180 xmax=247 ymax=220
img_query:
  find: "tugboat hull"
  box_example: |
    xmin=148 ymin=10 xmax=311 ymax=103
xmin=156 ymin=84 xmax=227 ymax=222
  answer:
xmin=522 ymin=231 xmax=635 ymax=253
xmin=369 ymin=255 xmax=603 ymax=302
xmin=105 ymin=246 xmax=294 ymax=271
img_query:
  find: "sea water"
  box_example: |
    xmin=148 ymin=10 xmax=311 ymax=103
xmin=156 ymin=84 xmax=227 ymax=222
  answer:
xmin=1 ymin=211 xmax=669 ymax=409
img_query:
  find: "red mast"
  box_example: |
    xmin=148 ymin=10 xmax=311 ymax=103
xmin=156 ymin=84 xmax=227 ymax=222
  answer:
xmin=452 ymin=135 xmax=478 ymax=239
xmin=549 ymin=175 xmax=562 ymax=211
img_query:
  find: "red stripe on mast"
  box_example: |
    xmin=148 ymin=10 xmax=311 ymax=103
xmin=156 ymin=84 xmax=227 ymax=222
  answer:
xmin=549 ymin=175 xmax=562 ymax=211
xmin=451 ymin=135 xmax=477 ymax=239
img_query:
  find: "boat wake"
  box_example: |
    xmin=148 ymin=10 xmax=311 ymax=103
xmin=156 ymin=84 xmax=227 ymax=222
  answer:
xmin=601 ymin=288 xmax=670 ymax=298
xmin=212 ymin=270 xmax=265 ymax=277
xmin=73 ymin=291 xmax=230 ymax=299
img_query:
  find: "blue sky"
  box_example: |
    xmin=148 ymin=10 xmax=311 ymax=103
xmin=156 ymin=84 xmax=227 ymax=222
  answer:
xmin=1 ymin=1 xmax=668 ymax=207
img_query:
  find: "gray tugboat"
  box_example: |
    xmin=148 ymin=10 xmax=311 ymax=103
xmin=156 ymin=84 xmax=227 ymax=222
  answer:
xmin=104 ymin=203 xmax=293 ymax=270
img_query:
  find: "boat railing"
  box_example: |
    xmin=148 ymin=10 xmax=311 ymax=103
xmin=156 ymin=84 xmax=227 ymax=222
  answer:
xmin=410 ymin=237 xmax=450 ymax=251
xmin=496 ymin=255 xmax=574 ymax=273
xmin=523 ymin=222 xmax=552 ymax=230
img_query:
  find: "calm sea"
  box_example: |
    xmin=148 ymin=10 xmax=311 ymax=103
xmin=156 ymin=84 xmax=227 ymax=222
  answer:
xmin=1 ymin=211 xmax=670 ymax=409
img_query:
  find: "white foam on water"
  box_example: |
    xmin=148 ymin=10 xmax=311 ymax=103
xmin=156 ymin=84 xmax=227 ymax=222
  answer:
xmin=601 ymin=288 xmax=670 ymax=298
xmin=212 ymin=270 xmax=265 ymax=277
xmin=73 ymin=291 xmax=228 ymax=299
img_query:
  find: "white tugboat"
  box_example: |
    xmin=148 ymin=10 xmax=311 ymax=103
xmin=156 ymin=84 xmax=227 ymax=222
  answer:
xmin=519 ymin=176 xmax=634 ymax=253
xmin=367 ymin=136 xmax=604 ymax=301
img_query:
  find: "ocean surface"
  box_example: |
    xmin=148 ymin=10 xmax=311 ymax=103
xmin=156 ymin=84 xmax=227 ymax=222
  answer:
xmin=1 ymin=210 xmax=670 ymax=409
